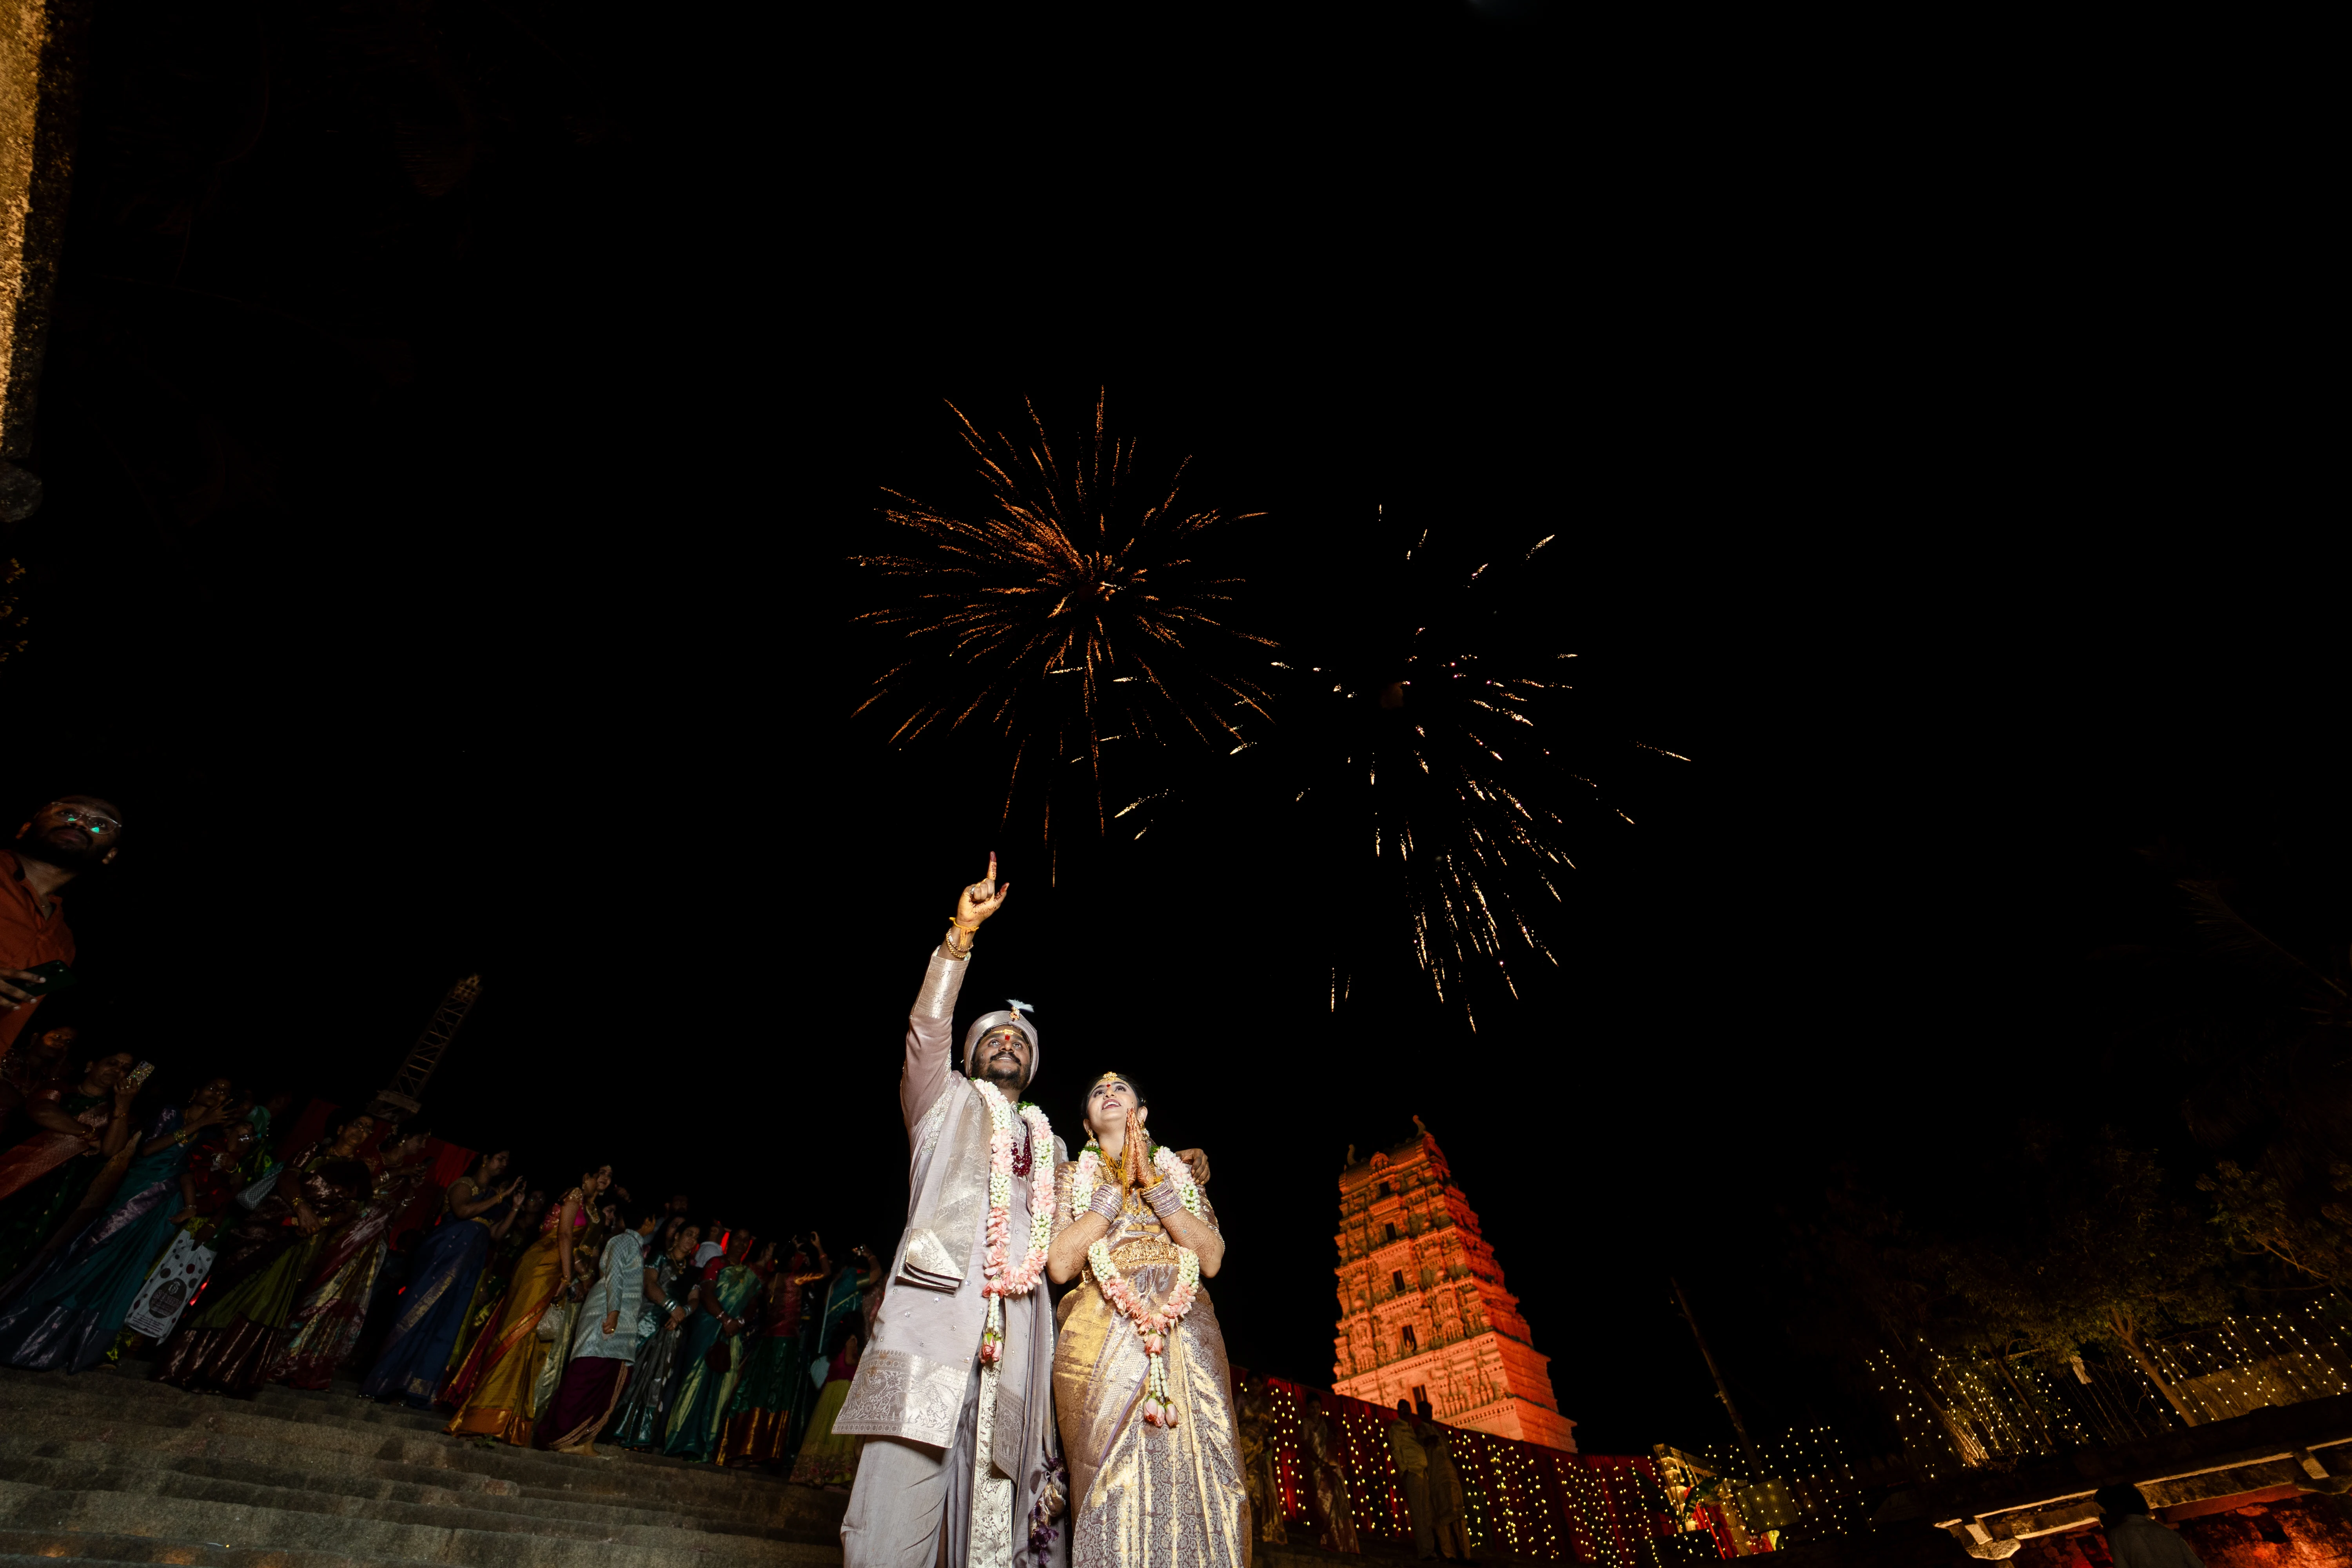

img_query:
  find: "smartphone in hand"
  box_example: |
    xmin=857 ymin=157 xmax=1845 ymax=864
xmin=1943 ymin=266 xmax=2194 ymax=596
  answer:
xmin=12 ymin=961 xmax=76 ymax=995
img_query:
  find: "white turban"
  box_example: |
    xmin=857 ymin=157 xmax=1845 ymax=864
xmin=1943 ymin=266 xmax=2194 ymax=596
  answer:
xmin=962 ymin=1004 xmax=1041 ymax=1085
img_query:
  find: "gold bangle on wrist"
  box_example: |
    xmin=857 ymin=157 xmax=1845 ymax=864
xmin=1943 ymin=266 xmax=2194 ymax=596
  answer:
xmin=944 ymin=924 xmax=975 ymax=959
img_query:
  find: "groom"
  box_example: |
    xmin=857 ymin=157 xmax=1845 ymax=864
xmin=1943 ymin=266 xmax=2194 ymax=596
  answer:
xmin=838 ymin=857 xmax=1207 ymax=1568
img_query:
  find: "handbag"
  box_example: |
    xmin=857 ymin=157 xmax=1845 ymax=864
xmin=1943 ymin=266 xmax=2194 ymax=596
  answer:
xmin=535 ymin=1300 xmax=568 ymax=1342
xmin=235 ymin=1166 xmax=282 ymax=1209
xmin=704 ymin=1334 xmax=733 ymax=1374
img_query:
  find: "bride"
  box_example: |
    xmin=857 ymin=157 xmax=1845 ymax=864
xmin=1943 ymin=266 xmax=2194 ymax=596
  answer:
xmin=1048 ymin=1071 xmax=1249 ymax=1567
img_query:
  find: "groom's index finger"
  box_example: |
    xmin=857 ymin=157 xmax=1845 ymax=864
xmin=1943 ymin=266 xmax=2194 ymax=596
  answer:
xmin=986 ymin=851 xmax=998 ymax=885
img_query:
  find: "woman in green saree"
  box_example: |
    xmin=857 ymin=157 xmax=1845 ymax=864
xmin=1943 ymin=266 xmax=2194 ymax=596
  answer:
xmin=609 ymin=1223 xmax=698 ymax=1449
xmin=662 ymin=1242 xmax=760 ymax=1461
xmin=717 ymin=1240 xmax=831 ymax=1466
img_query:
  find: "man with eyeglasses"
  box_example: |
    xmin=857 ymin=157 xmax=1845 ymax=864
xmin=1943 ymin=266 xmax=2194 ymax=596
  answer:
xmin=1 ymin=797 xmax=124 ymax=1059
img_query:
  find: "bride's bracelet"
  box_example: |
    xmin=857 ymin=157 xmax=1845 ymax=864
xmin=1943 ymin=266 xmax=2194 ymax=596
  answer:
xmin=1087 ymin=1183 xmax=1125 ymax=1223
xmin=1144 ymin=1182 xmax=1186 ymax=1220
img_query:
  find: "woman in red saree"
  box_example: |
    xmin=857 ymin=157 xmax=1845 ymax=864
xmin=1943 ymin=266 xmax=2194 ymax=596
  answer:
xmin=157 ymin=1156 xmax=374 ymax=1394
xmin=0 ymin=1051 xmax=138 ymax=1282
xmin=265 ymin=1129 xmax=437 ymax=1389
xmin=0 ymin=1023 xmax=80 ymax=1145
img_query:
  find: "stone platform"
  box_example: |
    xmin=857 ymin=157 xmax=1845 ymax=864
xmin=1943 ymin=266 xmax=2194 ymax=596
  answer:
xmin=0 ymin=1363 xmax=848 ymax=1565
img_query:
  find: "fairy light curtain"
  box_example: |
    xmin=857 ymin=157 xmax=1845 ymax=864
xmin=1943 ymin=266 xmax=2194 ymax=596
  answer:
xmin=1868 ymin=1295 xmax=2352 ymax=1477
xmin=1237 ymin=1370 xmax=1682 ymax=1566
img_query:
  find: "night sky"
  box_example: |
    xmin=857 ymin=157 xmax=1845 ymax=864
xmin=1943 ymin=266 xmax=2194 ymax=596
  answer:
xmin=5 ymin=0 xmax=2332 ymax=1465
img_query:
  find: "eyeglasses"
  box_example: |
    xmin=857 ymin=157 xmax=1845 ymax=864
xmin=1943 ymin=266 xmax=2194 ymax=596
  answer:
xmin=47 ymin=804 xmax=123 ymax=836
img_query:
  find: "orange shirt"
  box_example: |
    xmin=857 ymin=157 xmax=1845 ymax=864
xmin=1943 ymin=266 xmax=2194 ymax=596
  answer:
xmin=0 ymin=849 xmax=76 ymax=1060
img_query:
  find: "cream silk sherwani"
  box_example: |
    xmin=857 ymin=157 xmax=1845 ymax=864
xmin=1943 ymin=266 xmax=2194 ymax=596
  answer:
xmin=839 ymin=945 xmax=1069 ymax=1568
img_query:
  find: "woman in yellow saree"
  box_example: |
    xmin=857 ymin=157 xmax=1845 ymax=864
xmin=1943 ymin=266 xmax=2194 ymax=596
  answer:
xmin=444 ymin=1165 xmax=610 ymax=1443
xmin=1049 ymin=1072 xmax=1247 ymax=1568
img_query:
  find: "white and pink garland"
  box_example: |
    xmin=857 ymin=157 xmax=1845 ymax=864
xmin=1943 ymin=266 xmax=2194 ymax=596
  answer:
xmin=1077 ymin=1143 xmax=1205 ymax=1428
xmin=1087 ymin=1237 xmax=1201 ymax=1426
xmin=977 ymin=1087 xmax=1056 ymax=1367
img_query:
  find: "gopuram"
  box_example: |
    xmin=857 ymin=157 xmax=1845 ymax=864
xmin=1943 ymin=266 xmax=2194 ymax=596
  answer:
xmin=1332 ymin=1118 xmax=1579 ymax=1451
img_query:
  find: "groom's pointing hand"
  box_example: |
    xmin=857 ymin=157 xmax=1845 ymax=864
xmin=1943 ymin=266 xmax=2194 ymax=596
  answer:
xmin=954 ymin=853 xmax=1011 ymax=931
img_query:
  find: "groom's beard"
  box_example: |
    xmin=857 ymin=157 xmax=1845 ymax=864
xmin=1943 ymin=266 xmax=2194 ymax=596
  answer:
xmin=14 ymin=830 xmax=109 ymax=873
xmin=982 ymin=1055 xmax=1029 ymax=1095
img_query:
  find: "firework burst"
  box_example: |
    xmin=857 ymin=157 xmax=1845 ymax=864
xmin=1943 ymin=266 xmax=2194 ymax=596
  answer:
xmin=1255 ymin=518 xmax=1686 ymax=1028
xmin=853 ymin=394 xmax=1275 ymax=847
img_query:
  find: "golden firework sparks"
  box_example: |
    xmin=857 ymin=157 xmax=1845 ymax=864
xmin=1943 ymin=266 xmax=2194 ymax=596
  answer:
xmin=854 ymin=393 xmax=1274 ymax=844
xmin=1268 ymin=518 xmax=1686 ymax=1029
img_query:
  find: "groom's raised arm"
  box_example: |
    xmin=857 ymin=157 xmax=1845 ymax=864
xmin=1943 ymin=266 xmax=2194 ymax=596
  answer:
xmin=899 ymin=854 xmax=1013 ymax=1137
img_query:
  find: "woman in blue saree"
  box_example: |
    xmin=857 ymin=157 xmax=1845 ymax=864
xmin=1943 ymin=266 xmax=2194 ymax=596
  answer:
xmin=360 ymin=1151 xmax=521 ymax=1407
xmin=0 ymin=1079 xmax=236 ymax=1371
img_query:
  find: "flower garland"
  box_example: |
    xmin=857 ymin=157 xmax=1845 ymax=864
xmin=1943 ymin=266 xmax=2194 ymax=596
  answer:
xmin=977 ymin=1086 xmax=1056 ymax=1367
xmin=1087 ymin=1238 xmax=1201 ymax=1426
xmin=1076 ymin=1141 xmax=1205 ymax=1427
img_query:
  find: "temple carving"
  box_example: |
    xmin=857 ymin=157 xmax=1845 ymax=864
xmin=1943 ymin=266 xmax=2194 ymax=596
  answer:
xmin=1332 ymin=1121 xmax=1578 ymax=1451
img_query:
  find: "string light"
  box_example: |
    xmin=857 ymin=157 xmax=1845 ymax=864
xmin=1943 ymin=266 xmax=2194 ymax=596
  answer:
xmin=1244 ymin=1369 xmax=1688 ymax=1563
xmin=1857 ymin=1295 xmax=2352 ymax=1485
xmin=1303 ymin=1132 xmax=2352 ymax=1552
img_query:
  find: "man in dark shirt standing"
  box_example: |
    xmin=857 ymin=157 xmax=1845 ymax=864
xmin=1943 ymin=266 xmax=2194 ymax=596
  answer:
xmin=1 ymin=796 xmax=123 ymax=1060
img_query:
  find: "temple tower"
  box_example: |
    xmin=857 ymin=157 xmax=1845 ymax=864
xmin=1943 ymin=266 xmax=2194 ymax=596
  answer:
xmin=1332 ymin=1119 xmax=1578 ymax=1451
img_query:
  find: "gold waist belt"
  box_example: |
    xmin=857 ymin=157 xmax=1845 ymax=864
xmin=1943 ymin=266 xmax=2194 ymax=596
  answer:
xmin=1102 ymin=1237 xmax=1183 ymax=1269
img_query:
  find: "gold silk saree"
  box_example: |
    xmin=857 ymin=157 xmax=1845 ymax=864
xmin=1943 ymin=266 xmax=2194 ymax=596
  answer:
xmin=445 ymin=1192 xmax=580 ymax=1443
xmin=1051 ymin=1165 xmax=1251 ymax=1568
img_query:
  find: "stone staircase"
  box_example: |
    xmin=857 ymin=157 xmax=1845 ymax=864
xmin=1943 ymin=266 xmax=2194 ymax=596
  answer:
xmin=0 ymin=1363 xmax=848 ymax=1566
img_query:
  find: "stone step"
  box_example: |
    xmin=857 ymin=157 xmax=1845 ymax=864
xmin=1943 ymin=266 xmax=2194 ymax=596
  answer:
xmin=0 ymin=1375 xmax=833 ymax=1526
xmin=0 ymin=1368 xmax=847 ymax=1568
xmin=0 ymin=1400 xmax=810 ymax=1528
xmin=0 ymin=1455 xmax=827 ymax=1550
xmin=254 ymin=1379 xmax=809 ymax=1479
xmin=0 ymin=1476 xmax=840 ymax=1568
xmin=0 ymin=1443 xmax=810 ymax=1542
xmin=0 ymin=1524 xmax=393 ymax=1565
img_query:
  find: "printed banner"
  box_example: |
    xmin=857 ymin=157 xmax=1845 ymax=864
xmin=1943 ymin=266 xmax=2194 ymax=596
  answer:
xmin=124 ymin=1231 xmax=217 ymax=1339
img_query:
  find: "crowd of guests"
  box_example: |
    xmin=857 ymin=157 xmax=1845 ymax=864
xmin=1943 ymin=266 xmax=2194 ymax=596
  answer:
xmin=0 ymin=1020 xmax=880 ymax=1478
xmin=2 ymin=797 xmax=877 ymax=1476
xmin=5 ymin=803 xmax=1491 ymax=1548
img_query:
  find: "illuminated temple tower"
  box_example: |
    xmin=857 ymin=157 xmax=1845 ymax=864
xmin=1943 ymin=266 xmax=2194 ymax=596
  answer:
xmin=1332 ymin=1119 xmax=1578 ymax=1451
